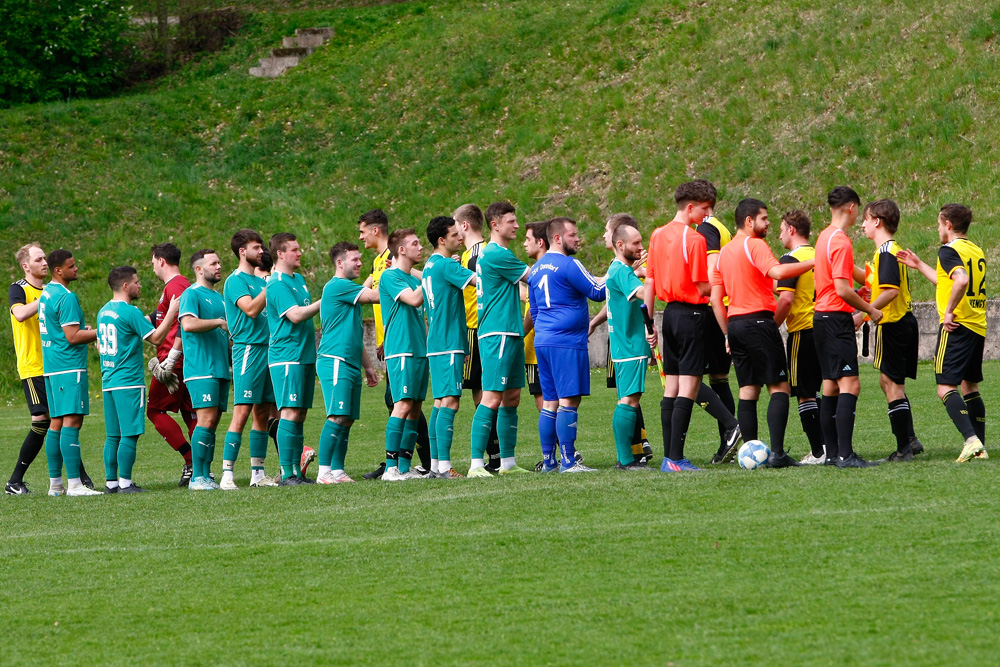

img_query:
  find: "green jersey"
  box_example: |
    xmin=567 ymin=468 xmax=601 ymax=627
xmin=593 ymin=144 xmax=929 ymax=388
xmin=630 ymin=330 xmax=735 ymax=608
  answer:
xmin=266 ymin=271 xmax=317 ymax=365
xmin=223 ymin=269 xmax=268 ymax=345
xmin=476 ymin=241 xmax=528 ymax=338
xmin=607 ymin=259 xmax=648 ymax=361
xmin=378 ymin=267 xmax=426 ymax=359
xmin=319 ymin=276 xmax=366 ymax=369
xmin=178 ymin=284 xmax=231 ymax=381
xmin=38 ymin=282 xmax=88 ymax=374
xmin=97 ymin=300 xmax=155 ymax=389
xmin=422 ymin=254 xmax=474 ymax=355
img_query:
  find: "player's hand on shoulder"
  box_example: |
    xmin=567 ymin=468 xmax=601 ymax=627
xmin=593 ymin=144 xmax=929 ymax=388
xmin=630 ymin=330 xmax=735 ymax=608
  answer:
xmin=895 ymin=249 xmax=919 ymax=268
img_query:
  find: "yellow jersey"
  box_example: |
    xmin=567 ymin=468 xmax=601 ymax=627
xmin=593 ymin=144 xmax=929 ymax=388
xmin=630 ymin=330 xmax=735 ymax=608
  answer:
xmin=460 ymin=241 xmax=483 ymax=330
xmin=698 ymin=215 xmax=732 ymax=307
xmin=870 ymin=239 xmax=911 ymax=324
xmin=936 ymin=238 xmax=987 ymax=336
xmin=9 ymin=279 xmax=45 ymax=378
xmin=776 ymin=245 xmax=816 ymax=333
xmin=370 ymin=248 xmax=393 ymax=346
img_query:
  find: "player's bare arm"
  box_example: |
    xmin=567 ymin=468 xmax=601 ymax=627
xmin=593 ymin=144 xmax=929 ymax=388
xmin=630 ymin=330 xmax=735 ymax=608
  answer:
xmin=180 ymin=314 xmax=227 ymax=334
xmin=767 ymin=259 xmax=814 ymax=281
xmin=62 ymin=322 xmax=98 ymax=345
xmin=943 ymin=267 xmax=969 ymax=331
xmin=10 ymin=300 xmax=39 ymax=322
xmin=395 ymin=285 xmax=424 ymax=307
xmin=356 ymin=288 xmax=379 ymax=305
xmin=896 ymin=249 xmax=938 ymax=284
xmin=834 ymin=277 xmax=882 ymax=324
xmin=774 ymin=290 xmax=794 ymax=327
xmin=235 ymin=289 xmax=267 ymax=318
xmin=588 ymin=305 xmax=607 ymax=336
xmin=147 ymin=296 xmax=180 ymax=347
xmin=283 ymin=300 xmax=321 ymax=324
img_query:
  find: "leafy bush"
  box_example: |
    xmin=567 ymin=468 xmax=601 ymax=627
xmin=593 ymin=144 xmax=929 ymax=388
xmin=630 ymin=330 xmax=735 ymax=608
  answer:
xmin=0 ymin=0 xmax=131 ymax=108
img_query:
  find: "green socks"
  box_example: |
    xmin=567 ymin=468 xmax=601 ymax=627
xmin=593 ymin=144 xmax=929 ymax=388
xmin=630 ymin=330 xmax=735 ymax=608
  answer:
xmin=191 ymin=426 xmax=216 ymax=480
xmin=277 ymin=419 xmax=295 ymax=479
xmin=399 ymin=419 xmax=418 ymax=473
xmin=118 ymin=435 xmax=138 ymax=480
xmin=318 ymin=419 xmax=343 ymax=468
xmin=249 ymin=429 xmax=268 ymax=471
xmin=332 ymin=425 xmax=349 ymax=471
xmin=385 ymin=416 xmax=404 ymax=468
xmin=470 ymin=404 xmax=497 ymax=458
xmin=496 ymin=406 xmax=518 ymax=459
xmin=45 ymin=428 xmax=63 ymax=479
xmin=428 ymin=406 xmax=440 ymax=463
xmin=103 ymin=436 xmax=120 ymax=481
xmin=613 ymin=404 xmax=639 ymax=465
xmin=437 ymin=407 xmax=457 ymax=463
xmin=223 ymin=432 xmax=241 ymax=470
xmin=59 ymin=427 xmax=82 ymax=479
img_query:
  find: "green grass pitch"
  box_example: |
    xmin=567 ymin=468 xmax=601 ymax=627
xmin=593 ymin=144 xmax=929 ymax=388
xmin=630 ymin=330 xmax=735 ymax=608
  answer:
xmin=2 ymin=361 xmax=998 ymax=665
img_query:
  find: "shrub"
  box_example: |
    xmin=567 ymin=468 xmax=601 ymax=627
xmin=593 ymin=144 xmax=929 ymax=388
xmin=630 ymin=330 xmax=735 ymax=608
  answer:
xmin=0 ymin=0 xmax=132 ymax=108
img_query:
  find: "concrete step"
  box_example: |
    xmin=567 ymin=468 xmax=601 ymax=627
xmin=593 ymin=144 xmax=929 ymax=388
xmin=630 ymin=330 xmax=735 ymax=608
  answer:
xmin=271 ymin=47 xmax=310 ymax=58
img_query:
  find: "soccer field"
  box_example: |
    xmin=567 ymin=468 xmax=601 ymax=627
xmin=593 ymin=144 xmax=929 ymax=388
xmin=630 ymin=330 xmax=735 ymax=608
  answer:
xmin=2 ymin=362 xmax=998 ymax=665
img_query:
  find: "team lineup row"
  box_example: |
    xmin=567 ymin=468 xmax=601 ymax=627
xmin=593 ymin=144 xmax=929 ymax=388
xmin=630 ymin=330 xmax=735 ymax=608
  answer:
xmin=3 ymin=182 xmax=990 ymax=496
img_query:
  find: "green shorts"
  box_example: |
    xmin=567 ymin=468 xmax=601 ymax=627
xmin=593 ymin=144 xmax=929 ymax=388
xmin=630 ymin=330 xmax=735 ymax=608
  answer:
xmin=612 ymin=358 xmax=647 ymax=400
xmin=386 ymin=355 xmax=429 ymax=403
xmin=45 ymin=370 xmax=90 ymax=417
xmin=232 ymin=344 xmax=275 ymax=405
xmin=429 ymin=352 xmax=465 ymax=399
xmin=103 ymin=387 xmax=146 ymax=437
xmin=479 ymin=334 xmax=525 ymax=392
xmin=317 ymin=356 xmax=361 ymax=420
xmin=187 ymin=378 xmax=231 ymax=411
xmin=269 ymin=362 xmax=316 ymax=410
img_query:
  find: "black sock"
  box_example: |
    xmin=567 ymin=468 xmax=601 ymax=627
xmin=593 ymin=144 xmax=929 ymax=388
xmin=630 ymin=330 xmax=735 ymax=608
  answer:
xmin=943 ymin=391 xmax=977 ymax=440
xmin=887 ymin=399 xmax=910 ymax=453
xmin=904 ymin=395 xmax=917 ymax=441
xmin=9 ymin=419 xmax=48 ymax=484
xmin=820 ymin=394 xmax=839 ymax=460
xmin=737 ymin=398 xmax=758 ymax=442
xmin=267 ymin=417 xmax=280 ymax=442
xmin=669 ymin=397 xmax=694 ymax=461
xmin=415 ymin=411 xmax=431 ymax=469
xmin=836 ymin=393 xmax=858 ymax=459
xmin=697 ymin=382 xmax=738 ymax=431
xmin=766 ymin=392 xmax=790 ymax=456
xmin=660 ymin=397 xmax=675 ymax=458
xmin=963 ymin=392 xmax=986 ymax=444
xmin=632 ymin=405 xmax=647 ymax=447
xmin=710 ymin=379 xmax=736 ymax=443
xmin=798 ymin=400 xmax=824 ymax=458
xmin=485 ymin=413 xmax=501 ymax=470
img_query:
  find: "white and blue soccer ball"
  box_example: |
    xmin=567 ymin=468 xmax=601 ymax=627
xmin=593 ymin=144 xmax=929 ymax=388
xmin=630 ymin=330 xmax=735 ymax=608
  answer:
xmin=738 ymin=440 xmax=771 ymax=470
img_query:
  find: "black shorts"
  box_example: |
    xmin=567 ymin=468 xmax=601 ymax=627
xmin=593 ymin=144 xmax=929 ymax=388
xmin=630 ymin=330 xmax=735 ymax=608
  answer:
xmin=525 ymin=363 xmax=542 ymax=396
xmin=22 ymin=376 xmax=48 ymax=416
xmin=786 ymin=328 xmax=822 ymax=398
xmin=605 ymin=341 xmax=617 ymax=388
xmin=703 ymin=309 xmax=732 ymax=376
xmin=874 ymin=312 xmax=919 ymax=385
xmin=462 ymin=328 xmax=483 ymax=391
xmin=661 ymin=302 xmax=708 ymax=376
xmin=728 ymin=312 xmax=788 ymax=387
xmin=813 ymin=311 xmax=859 ymax=380
xmin=934 ymin=323 xmax=984 ymax=386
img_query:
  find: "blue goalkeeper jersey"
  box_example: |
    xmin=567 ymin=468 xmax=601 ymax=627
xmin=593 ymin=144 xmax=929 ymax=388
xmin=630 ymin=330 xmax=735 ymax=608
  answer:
xmin=528 ymin=251 xmax=606 ymax=350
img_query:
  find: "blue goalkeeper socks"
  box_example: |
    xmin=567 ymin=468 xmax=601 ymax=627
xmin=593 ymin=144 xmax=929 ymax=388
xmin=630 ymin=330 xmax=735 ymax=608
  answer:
xmin=556 ymin=407 xmax=578 ymax=468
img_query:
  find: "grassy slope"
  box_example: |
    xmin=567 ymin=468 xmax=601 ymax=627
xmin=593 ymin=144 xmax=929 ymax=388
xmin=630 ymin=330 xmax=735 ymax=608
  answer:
xmin=2 ymin=0 xmax=1000 ymax=394
xmin=2 ymin=363 xmax=999 ymax=665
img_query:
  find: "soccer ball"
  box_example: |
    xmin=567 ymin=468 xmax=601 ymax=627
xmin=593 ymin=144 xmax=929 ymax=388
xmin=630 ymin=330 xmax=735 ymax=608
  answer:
xmin=738 ymin=440 xmax=771 ymax=470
